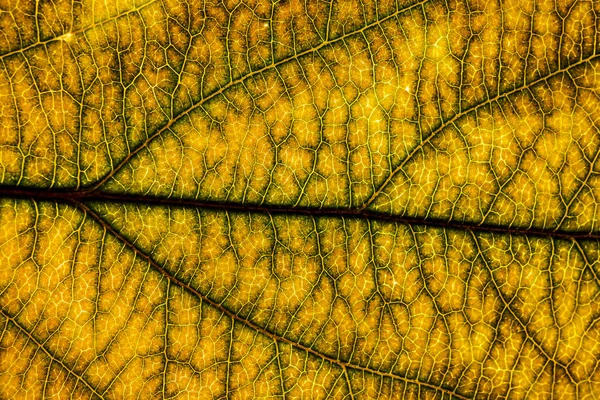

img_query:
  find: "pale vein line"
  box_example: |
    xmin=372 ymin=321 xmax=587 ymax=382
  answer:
xmin=0 ymin=0 xmax=158 ymax=60
xmin=362 ymin=52 xmax=600 ymax=209
xmin=87 ymin=0 xmax=431 ymax=190
xmin=0 ymin=309 xmax=104 ymax=399
xmin=76 ymin=200 xmax=470 ymax=400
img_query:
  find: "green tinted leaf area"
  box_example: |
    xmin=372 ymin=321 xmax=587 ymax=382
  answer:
xmin=1 ymin=0 xmax=600 ymax=398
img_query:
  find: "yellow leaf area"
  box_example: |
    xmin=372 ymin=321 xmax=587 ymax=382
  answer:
xmin=1 ymin=0 xmax=600 ymax=398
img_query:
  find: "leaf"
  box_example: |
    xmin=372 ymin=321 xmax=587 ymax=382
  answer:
xmin=1 ymin=0 xmax=600 ymax=398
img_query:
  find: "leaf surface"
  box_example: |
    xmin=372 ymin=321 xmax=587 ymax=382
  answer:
xmin=1 ymin=0 xmax=600 ymax=398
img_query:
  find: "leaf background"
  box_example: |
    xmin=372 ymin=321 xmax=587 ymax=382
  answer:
xmin=1 ymin=0 xmax=600 ymax=398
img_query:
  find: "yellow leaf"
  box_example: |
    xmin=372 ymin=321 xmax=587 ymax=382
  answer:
xmin=1 ymin=0 xmax=600 ymax=398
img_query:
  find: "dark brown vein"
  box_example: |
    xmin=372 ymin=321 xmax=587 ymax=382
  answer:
xmin=0 ymin=186 xmax=599 ymax=241
xmin=362 ymin=51 xmax=600 ymax=209
xmin=74 ymin=200 xmax=470 ymax=400
xmin=86 ymin=0 xmax=430 ymax=191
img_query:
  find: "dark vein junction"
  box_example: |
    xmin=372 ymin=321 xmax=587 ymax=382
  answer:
xmin=77 ymin=201 xmax=470 ymax=400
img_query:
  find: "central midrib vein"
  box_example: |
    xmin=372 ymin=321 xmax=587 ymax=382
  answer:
xmin=0 ymin=186 xmax=598 ymax=241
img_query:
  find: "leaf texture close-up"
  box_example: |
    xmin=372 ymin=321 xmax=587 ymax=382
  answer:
xmin=1 ymin=0 xmax=600 ymax=398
